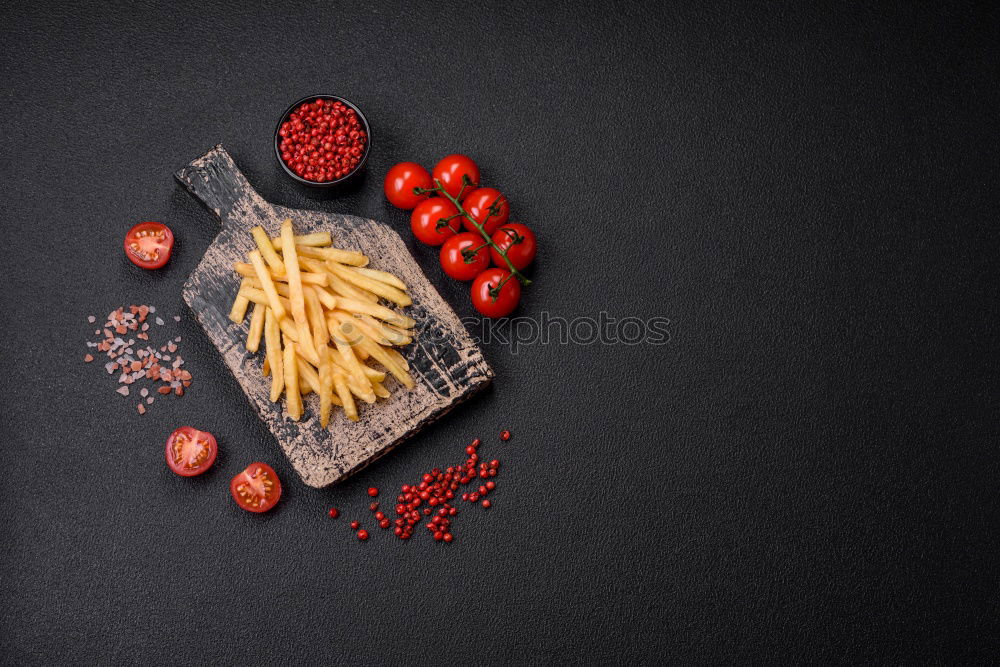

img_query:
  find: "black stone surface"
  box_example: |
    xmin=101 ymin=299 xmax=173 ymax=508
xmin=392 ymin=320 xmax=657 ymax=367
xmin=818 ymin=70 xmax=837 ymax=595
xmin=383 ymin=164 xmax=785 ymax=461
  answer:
xmin=1 ymin=2 xmax=997 ymax=664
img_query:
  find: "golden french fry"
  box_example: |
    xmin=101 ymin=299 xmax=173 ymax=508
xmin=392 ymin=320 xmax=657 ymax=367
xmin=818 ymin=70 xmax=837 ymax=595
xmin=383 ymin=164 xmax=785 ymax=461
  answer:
xmin=329 ymin=310 xmax=390 ymax=346
xmin=283 ymin=339 xmax=302 ymax=420
xmin=340 ymin=320 xmax=414 ymax=388
xmin=372 ymin=381 xmax=390 ymax=399
xmin=264 ymin=308 xmax=283 ymax=402
xmin=332 ymin=369 xmax=358 ymax=421
xmin=385 ymin=347 xmax=409 ymax=371
xmin=299 ymin=377 xmax=313 ymax=395
xmin=352 ymin=266 xmax=408 ymax=291
xmin=327 ymin=261 xmax=412 ymax=307
xmin=228 ymin=294 xmax=250 ymax=323
xmin=262 ymin=357 xmax=270 ymax=376
xmin=295 ymin=245 xmax=368 ymax=266
xmin=304 ymin=286 xmax=329 ymax=354
xmin=328 ymin=272 xmax=379 ymax=303
xmin=269 ymin=231 xmax=332 ymax=249
xmin=235 ymin=263 xmax=327 ymax=285
xmin=296 ymin=319 xmax=320 ymax=366
xmin=281 ymin=219 xmax=307 ymax=325
xmin=239 ymin=285 xmax=291 ymax=313
xmin=358 ymin=313 xmax=411 ymax=346
xmin=301 ymin=257 xmax=378 ymax=303
xmin=295 ymin=356 xmax=320 ymax=394
xmin=334 ymin=297 xmax=415 ymax=328
xmin=319 ymin=347 xmax=333 ymax=427
xmin=277 ymin=316 xmax=299 ymax=343
xmin=331 ymin=322 xmax=375 ymax=403
xmin=247 ymin=302 xmax=265 ymax=353
xmin=311 ymin=284 xmax=338 ymax=310
xmin=252 ymin=226 xmax=285 ymax=274
xmin=249 ymin=249 xmax=286 ymax=321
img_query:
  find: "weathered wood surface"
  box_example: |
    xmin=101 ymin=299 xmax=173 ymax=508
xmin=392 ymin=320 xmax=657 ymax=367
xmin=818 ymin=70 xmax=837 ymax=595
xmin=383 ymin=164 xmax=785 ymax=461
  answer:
xmin=175 ymin=145 xmax=493 ymax=488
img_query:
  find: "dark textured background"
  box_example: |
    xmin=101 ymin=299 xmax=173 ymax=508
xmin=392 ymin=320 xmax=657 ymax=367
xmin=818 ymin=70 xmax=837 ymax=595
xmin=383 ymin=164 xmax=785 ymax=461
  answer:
xmin=1 ymin=2 xmax=997 ymax=664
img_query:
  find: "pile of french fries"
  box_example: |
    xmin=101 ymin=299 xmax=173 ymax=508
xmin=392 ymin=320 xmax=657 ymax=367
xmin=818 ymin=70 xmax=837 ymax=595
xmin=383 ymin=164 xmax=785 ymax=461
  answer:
xmin=228 ymin=218 xmax=415 ymax=426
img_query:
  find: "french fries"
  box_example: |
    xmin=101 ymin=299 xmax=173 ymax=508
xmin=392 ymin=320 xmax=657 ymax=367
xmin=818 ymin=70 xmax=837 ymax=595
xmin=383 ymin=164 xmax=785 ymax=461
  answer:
xmin=231 ymin=218 xmax=415 ymax=426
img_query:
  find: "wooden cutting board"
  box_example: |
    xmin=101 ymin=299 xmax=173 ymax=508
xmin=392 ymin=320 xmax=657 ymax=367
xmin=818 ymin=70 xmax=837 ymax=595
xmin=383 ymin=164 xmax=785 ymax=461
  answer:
xmin=175 ymin=145 xmax=493 ymax=488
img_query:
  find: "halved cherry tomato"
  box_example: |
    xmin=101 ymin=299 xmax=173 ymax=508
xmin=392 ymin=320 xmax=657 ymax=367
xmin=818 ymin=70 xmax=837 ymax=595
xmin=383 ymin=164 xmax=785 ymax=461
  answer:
xmin=461 ymin=187 xmax=509 ymax=235
xmin=411 ymin=198 xmax=461 ymax=246
xmin=124 ymin=221 xmax=174 ymax=269
xmin=490 ymin=223 xmax=537 ymax=270
xmin=165 ymin=427 xmax=218 ymax=477
xmin=384 ymin=162 xmax=433 ymax=210
xmin=471 ymin=269 xmax=521 ymax=318
xmin=432 ymin=154 xmax=481 ymax=199
xmin=230 ymin=462 xmax=282 ymax=513
xmin=440 ymin=232 xmax=490 ymax=281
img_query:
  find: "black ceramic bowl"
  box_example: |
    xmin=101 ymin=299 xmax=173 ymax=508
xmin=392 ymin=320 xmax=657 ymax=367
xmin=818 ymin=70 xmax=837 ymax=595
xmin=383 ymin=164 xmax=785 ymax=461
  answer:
xmin=274 ymin=94 xmax=371 ymax=187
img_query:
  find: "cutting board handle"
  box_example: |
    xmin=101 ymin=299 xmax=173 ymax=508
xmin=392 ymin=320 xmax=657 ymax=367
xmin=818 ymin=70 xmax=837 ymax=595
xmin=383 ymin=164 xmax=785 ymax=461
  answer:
xmin=174 ymin=144 xmax=272 ymax=225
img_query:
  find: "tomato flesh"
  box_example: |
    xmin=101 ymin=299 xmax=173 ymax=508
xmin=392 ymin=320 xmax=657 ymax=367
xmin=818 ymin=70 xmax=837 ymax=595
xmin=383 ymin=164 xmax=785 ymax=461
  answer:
xmin=165 ymin=427 xmax=218 ymax=477
xmin=230 ymin=462 xmax=282 ymax=513
xmin=125 ymin=221 xmax=174 ymax=269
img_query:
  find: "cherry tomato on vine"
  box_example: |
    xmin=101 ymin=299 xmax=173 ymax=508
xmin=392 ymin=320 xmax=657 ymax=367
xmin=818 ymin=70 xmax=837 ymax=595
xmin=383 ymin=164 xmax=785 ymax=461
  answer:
xmin=461 ymin=187 xmax=509 ymax=235
xmin=124 ymin=222 xmax=173 ymax=269
xmin=411 ymin=198 xmax=461 ymax=246
xmin=165 ymin=427 xmax=218 ymax=477
xmin=230 ymin=462 xmax=282 ymax=513
xmin=471 ymin=269 xmax=521 ymax=318
xmin=439 ymin=232 xmax=490 ymax=281
xmin=432 ymin=154 xmax=481 ymax=199
xmin=384 ymin=162 xmax=432 ymax=210
xmin=490 ymin=223 xmax=537 ymax=270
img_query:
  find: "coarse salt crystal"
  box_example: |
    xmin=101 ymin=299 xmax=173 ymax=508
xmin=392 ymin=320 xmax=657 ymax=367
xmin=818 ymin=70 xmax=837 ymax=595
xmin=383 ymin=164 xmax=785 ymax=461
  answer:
xmin=137 ymin=404 xmax=146 ymax=415
xmin=174 ymin=315 xmax=181 ymax=321
xmin=140 ymin=388 xmax=148 ymax=397
xmin=141 ymin=323 xmax=149 ymax=331
xmin=149 ymin=306 xmax=156 ymax=313
xmin=175 ymin=336 xmax=181 ymax=342
xmin=146 ymin=397 xmax=154 ymax=404
xmin=116 ymin=386 xmax=129 ymax=396
xmin=87 ymin=315 xmax=96 ymax=323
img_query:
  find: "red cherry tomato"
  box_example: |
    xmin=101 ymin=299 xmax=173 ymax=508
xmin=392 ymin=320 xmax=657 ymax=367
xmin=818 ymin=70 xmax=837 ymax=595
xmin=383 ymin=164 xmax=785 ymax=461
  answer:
xmin=124 ymin=221 xmax=173 ymax=269
xmin=432 ymin=154 xmax=481 ymax=199
xmin=384 ymin=162 xmax=433 ymax=210
xmin=471 ymin=269 xmax=521 ymax=318
xmin=490 ymin=223 xmax=537 ymax=270
xmin=461 ymin=188 xmax=509 ymax=235
xmin=230 ymin=462 xmax=282 ymax=513
xmin=410 ymin=198 xmax=461 ymax=246
xmin=165 ymin=427 xmax=218 ymax=477
xmin=439 ymin=232 xmax=490 ymax=281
